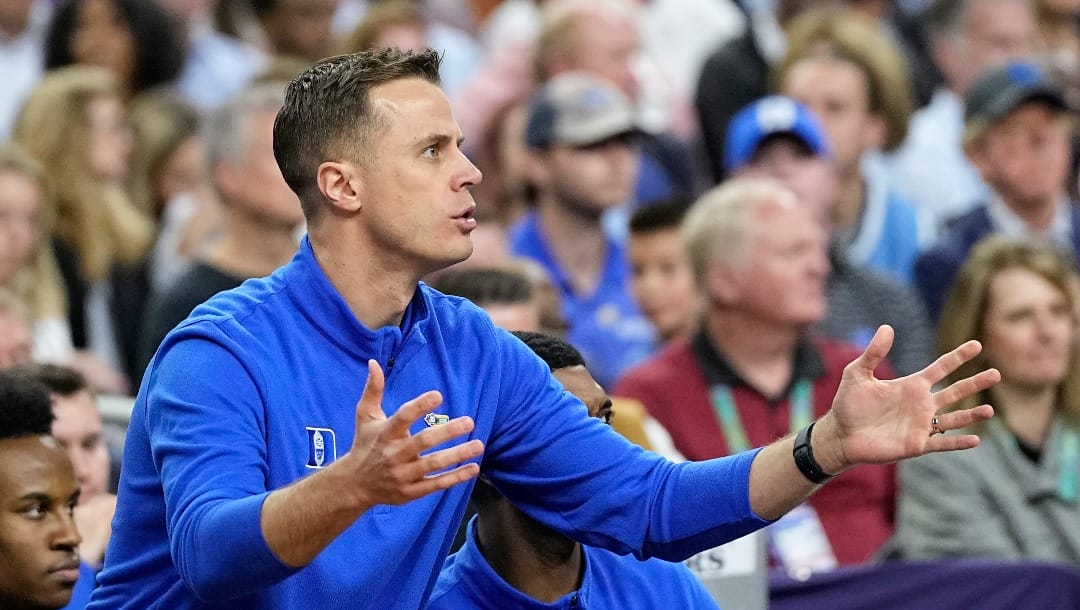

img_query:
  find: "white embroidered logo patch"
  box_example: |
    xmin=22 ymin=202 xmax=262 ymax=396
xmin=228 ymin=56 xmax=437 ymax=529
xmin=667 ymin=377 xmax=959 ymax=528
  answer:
xmin=305 ymin=427 xmax=337 ymax=469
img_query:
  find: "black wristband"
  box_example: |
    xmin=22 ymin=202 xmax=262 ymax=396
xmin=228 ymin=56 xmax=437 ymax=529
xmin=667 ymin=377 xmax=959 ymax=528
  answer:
xmin=793 ymin=421 xmax=835 ymax=484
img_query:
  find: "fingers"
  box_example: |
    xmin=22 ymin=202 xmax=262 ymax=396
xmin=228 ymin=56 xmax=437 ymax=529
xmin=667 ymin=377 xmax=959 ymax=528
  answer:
xmin=848 ymin=325 xmax=894 ymax=377
xmin=391 ymin=414 xmax=477 ymax=457
xmin=933 ymin=368 xmax=1000 ymax=407
xmin=373 ymin=426 xmax=483 ymax=505
xmin=934 ymin=404 xmax=995 ymax=432
xmin=384 ymin=390 xmax=446 ymax=438
xmin=925 ymin=432 xmax=982 ymax=453
xmin=354 ymin=360 xmax=387 ymax=424
xmin=403 ymin=463 xmax=482 ymax=498
xmin=355 ymin=364 xmax=452 ymax=439
xmin=922 ymin=405 xmax=994 ymax=454
xmin=918 ymin=340 xmax=983 ymax=386
xmin=394 ymin=439 xmax=485 ymax=483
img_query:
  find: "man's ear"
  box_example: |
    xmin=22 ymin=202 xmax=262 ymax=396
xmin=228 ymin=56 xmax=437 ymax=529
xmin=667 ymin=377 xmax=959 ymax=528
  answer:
xmin=316 ymin=161 xmax=363 ymax=214
xmin=964 ymin=136 xmax=989 ymax=178
xmin=705 ymin=261 xmax=742 ymax=307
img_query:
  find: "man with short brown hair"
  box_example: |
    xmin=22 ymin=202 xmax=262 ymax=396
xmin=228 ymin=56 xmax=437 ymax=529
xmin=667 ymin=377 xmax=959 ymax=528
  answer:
xmin=914 ymin=60 xmax=1077 ymax=321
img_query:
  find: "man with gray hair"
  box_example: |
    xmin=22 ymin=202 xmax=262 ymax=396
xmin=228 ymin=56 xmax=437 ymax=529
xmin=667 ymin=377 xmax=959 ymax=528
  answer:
xmin=138 ymin=82 xmax=304 ymax=372
xmin=616 ymin=177 xmax=898 ymax=569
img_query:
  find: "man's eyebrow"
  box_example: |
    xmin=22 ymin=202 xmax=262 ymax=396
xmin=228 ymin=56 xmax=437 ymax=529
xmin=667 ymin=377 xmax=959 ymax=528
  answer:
xmin=17 ymin=492 xmax=52 ymax=503
xmin=415 ymin=133 xmax=466 ymax=148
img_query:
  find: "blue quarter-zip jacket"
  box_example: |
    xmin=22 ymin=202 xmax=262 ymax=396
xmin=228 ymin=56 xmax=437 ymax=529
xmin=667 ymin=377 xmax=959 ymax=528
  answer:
xmin=88 ymin=237 xmax=766 ymax=609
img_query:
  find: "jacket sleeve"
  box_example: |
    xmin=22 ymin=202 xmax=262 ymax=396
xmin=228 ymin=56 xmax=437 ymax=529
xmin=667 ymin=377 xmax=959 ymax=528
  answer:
xmin=144 ymin=323 xmax=297 ymax=600
xmin=485 ymin=329 xmax=770 ymax=561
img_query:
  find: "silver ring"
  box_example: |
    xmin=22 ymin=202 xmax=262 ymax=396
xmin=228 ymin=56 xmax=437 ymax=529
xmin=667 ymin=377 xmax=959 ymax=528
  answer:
xmin=930 ymin=416 xmax=945 ymax=437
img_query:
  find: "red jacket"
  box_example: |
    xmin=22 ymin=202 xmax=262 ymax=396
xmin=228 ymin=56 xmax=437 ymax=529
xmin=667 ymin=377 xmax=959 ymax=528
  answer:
xmin=614 ymin=333 xmax=896 ymax=565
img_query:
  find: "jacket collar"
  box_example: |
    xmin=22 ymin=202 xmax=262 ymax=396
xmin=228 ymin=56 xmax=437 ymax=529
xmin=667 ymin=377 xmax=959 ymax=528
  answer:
xmin=690 ymin=327 xmax=824 ymax=400
xmin=279 ymin=236 xmax=431 ymax=363
xmin=448 ymin=517 xmax=592 ymax=610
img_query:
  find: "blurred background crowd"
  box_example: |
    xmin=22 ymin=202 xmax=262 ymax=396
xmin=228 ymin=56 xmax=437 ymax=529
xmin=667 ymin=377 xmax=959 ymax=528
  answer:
xmin=2 ymin=0 xmax=1080 ymax=605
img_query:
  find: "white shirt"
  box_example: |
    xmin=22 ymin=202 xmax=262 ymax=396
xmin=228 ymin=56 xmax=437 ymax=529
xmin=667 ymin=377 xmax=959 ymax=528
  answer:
xmin=639 ymin=0 xmax=745 ymax=112
xmin=0 ymin=0 xmax=52 ymax=142
xmin=986 ymin=192 xmax=1073 ymax=248
xmin=886 ymin=88 xmax=990 ymax=231
xmin=32 ymin=316 xmax=75 ymax=364
xmin=176 ymin=21 xmax=267 ymax=111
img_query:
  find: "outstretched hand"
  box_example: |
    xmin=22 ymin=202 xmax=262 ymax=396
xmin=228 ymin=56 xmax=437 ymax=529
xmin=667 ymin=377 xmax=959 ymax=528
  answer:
xmin=813 ymin=325 xmax=999 ymax=474
xmin=348 ymin=360 xmax=484 ymax=508
xmin=261 ymin=361 xmax=485 ymax=568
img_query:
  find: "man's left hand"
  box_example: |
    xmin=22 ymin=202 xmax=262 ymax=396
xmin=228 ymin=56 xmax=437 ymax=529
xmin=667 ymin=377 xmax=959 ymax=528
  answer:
xmin=813 ymin=325 xmax=999 ymax=475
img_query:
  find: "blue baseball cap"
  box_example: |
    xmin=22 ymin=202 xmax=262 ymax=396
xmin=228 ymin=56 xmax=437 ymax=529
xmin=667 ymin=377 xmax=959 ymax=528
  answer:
xmin=724 ymin=96 xmax=830 ymax=173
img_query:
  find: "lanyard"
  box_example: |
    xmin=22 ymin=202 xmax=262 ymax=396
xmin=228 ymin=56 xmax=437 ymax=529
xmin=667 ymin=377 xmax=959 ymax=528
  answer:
xmin=709 ymin=379 xmax=813 ymax=453
xmin=1059 ymin=425 xmax=1079 ymax=503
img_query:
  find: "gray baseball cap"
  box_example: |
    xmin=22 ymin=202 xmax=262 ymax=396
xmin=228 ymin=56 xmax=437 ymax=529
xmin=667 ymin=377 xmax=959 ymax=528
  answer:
xmin=524 ymin=72 xmax=639 ymax=150
xmin=965 ymin=61 xmax=1066 ymax=127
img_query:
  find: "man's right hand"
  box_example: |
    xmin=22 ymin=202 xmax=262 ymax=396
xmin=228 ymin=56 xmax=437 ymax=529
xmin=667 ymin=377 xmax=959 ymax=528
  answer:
xmin=347 ymin=359 xmax=484 ymax=508
xmin=262 ymin=360 xmax=483 ymax=568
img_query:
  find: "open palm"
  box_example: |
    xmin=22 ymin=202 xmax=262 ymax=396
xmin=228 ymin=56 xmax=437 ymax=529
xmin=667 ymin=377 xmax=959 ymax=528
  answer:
xmin=820 ymin=325 xmax=999 ymax=469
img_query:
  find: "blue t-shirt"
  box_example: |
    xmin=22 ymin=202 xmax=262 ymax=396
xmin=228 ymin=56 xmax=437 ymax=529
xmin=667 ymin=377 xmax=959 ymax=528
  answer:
xmin=845 ymin=155 xmax=930 ymax=285
xmin=429 ymin=517 xmax=720 ymax=609
xmin=509 ymin=213 xmax=655 ymax=388
xmin=88 ymin=237 xmax=765 ymax=609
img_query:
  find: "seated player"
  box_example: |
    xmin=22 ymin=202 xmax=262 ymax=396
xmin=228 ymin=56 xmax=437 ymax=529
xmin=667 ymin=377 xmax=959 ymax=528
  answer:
xmin=0 ymin=370 xmax=86 ymax=609
xmin=429 ymin=331 xmax=718 ymax=609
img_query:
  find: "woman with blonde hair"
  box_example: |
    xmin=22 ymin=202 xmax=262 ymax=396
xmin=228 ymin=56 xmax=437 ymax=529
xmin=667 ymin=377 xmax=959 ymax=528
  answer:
xmin=892 ymin=236 xmax=1080 ymax=562
xmin=0 ymin=146 xmax=68 ymax=358
xmin=12 ymin=65 xmax=154 ymax=393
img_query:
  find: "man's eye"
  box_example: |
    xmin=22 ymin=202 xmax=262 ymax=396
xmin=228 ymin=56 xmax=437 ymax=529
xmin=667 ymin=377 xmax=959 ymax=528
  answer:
xmin=24 ymin=505 xmax=45 ymax=519
xmin=423 ymin=145 xmax=438 ymax=158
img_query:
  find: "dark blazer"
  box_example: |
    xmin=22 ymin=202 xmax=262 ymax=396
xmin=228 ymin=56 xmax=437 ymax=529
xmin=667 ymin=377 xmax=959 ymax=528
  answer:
xmin=913 ymin=204 xmax=1080 ymax=322
xmin=695 ymin=29 xmax=768 ymax=184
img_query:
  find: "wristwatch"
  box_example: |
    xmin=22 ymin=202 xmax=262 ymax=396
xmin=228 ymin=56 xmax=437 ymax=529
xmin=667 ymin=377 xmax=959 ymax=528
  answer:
xmin=793 ymin=421 xmax=835 ymax=484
